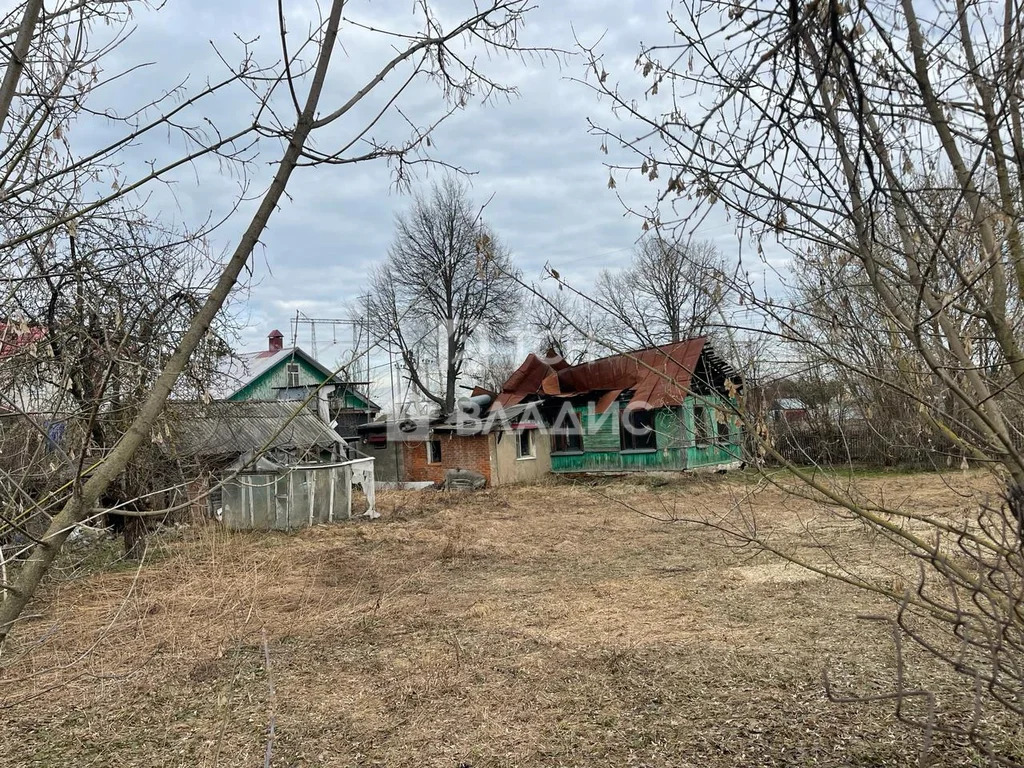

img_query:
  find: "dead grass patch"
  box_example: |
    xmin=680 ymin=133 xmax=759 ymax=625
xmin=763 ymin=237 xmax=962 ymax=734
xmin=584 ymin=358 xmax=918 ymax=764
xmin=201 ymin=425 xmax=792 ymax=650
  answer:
xmin=0 ymin=469 xmax=1007 ymax=767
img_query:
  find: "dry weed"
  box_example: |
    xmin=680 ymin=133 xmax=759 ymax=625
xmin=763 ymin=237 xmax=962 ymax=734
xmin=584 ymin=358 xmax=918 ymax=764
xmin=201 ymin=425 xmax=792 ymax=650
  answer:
xmin=0 ymin=470 xmax=1004 ymax=767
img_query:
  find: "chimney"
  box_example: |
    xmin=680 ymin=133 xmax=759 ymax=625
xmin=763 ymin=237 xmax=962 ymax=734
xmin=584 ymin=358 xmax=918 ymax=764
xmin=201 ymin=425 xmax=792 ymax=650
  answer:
xmin=268 ymin=329 xmax=284 ymax=353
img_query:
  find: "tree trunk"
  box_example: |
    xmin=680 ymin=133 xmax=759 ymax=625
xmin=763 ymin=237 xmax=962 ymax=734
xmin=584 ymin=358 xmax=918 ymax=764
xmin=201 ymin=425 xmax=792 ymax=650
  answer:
xmin=0 ymin=0 xmax=348 ymax=645
xmin=122 ymin=517 xmax=146 ymax=560
xmin=0 ymin=0 xmax=44 ymax=135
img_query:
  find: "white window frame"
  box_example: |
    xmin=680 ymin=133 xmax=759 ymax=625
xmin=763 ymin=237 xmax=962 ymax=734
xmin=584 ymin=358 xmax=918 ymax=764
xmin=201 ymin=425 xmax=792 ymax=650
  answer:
xmin=516 ymin=425 xmax=536 ymax=459
xmin=427 ymin=438 xmax=442 ymax=464
xmin=286 ymin=362 xmax=300 ymax=388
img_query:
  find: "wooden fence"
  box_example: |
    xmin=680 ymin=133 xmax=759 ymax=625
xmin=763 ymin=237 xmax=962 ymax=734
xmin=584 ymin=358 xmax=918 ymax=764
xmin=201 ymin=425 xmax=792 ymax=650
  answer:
xmin=757 ymin=420 xmax=973 ymax=469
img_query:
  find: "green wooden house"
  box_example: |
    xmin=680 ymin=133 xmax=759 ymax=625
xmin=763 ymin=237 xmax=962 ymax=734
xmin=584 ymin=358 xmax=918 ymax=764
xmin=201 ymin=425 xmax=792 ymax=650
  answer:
xmin=212 ymin=329 xmax=379 ymax=438
xmin=494 ymin=338 xmax=743 ymax=474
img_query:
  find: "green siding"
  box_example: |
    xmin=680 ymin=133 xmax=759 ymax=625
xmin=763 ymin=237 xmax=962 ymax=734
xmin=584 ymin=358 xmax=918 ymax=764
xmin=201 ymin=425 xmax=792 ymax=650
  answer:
xmin=655 ymin=407 xmax=686 ymax=449
xmin=579 ymin=402 xmax=620 ymax=453
xmin=229 ymin=356 xmax=327 ymax=401
xmin=685 ymin=394 xmax=744 ymax=468
xmin=552 ymin=402 xmax=688 ymax=473
xmin=340 ymin=389 xmax=374 ymax=410
xmin=551 ymin=448 xmax=687 ymax=473
xmin=550 ymin=396 xmax=742 ymax=474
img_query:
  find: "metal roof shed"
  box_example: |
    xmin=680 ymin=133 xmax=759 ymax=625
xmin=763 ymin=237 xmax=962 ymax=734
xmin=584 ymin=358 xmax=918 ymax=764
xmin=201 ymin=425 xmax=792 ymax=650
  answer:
xmin=163 ymin=401 xmax=376 ymax=528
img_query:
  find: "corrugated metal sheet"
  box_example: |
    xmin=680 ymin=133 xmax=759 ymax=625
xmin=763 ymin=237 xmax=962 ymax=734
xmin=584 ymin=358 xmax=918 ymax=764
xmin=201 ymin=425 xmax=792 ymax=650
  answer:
xmin=498 ymin=352 xmax=569 ymax=401
xmin=165 ymin=400 xmax=344 ymax=458
xmin=496 ymin=339 xmax=708 ymax=412
xmin=434 ymin=401 xmax=541 ymax=434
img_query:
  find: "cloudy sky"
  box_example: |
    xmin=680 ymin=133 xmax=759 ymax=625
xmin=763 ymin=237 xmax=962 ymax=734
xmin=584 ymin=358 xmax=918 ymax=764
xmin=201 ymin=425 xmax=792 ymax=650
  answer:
xmin=78 ymin=0 xmax=776 ymax=395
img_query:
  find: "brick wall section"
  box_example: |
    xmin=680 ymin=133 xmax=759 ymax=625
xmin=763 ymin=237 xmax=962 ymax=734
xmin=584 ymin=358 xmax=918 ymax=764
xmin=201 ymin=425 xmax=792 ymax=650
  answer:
xmin=402 ymin=433 xmax=493 ymax=486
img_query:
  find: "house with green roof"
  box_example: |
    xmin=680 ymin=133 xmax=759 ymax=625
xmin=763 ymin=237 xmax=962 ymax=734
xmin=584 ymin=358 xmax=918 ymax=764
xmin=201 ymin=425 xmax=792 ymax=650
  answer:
xmin=211 ymin=329 xmax=380 ymax=439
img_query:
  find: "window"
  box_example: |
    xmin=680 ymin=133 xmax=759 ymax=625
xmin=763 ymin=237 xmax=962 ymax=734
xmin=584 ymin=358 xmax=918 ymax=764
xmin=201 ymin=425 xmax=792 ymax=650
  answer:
xmin=551 ymin=409 xmax=583 ymax=453
xmin=620 ymin=408 xmax=657 ymax=451
xmin=552 ymin=431 xmax=583 ymax=453
xmin=552 ymin=429 xmax=582 ymax=454
xmin=427 ymin=439 xmax=442 ymax=464
xmin=516 ymin=427 xmax=536 ymax=459
xmin=286 ymin=362 xmax=300 ymax=388
xmin=693 ymin=405 xmax=711 ymax=446
xmin=716 ymin=410 xmax=731 ymax=443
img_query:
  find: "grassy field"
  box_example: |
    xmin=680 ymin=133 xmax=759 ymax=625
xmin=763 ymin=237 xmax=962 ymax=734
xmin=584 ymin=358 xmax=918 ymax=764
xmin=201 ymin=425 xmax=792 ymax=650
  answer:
xmin=0 ymin=470 xmax=1010 ymax=766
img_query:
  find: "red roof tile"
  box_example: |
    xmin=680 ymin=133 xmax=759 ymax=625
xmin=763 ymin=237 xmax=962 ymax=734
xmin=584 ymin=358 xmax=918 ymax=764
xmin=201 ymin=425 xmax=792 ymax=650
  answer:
xmin=495 ymin=338 xmax=707 ymax=412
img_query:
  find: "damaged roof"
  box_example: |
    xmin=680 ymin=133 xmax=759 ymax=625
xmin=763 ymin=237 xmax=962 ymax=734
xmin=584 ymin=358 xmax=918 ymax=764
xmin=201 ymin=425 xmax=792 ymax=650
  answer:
xmin=495 ymin=338 xmax=738 ymax=412
xmin=433 ymin=401 xmax=541 ymax=434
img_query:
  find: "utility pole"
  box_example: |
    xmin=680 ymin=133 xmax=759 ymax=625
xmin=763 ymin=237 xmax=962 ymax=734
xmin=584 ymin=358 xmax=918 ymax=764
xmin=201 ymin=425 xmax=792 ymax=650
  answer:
xmin=289 ymin=302 xmax=374 ymax=398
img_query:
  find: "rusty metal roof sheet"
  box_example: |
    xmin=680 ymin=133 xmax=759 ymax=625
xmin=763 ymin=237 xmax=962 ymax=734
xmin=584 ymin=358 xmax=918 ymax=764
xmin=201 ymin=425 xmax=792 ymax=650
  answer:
xmin=495 ymin=338 xmax=709 ymax=412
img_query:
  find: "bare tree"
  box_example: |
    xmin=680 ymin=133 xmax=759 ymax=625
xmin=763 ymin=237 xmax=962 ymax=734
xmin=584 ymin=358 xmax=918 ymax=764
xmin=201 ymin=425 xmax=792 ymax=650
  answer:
xmin=580 ymin=0 xmax=1024 ymax=761
xmin=0 ymin=208 xmax=233 ymax=558
xmin=367 ymin=176 xmax=522 ymax=415
xmin=784 ymin=180 xmax=1024 ymax=465
xmin=0 ymin=0 xmax=540 ymax=644
xmin=527 ymin=286 xmax=603 ymax=364
xmin=594 ymin=235 xmax=725 ymax=347
xmin=472 ymin=349 xmax=521 ymax=394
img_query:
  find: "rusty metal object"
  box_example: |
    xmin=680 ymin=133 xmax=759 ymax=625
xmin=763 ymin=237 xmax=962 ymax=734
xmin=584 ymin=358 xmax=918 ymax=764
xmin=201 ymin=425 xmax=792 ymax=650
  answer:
xmin=496 ymin=339 xmax=716 ymax=412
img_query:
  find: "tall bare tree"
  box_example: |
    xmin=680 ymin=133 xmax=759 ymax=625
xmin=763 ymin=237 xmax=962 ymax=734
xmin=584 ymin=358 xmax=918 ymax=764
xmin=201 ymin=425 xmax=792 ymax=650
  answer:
xmin=367 ymin=176 xmax=522 ymax=415
xmin=0 ymin=208 xmax=232 ymax=555
xmin=0 ymin=0 xmax=540 ymax=645
xmin=582 ymin=0 xmax=1024 ymax=761
xmin=594 ymin=235 xmax=726 ymax=347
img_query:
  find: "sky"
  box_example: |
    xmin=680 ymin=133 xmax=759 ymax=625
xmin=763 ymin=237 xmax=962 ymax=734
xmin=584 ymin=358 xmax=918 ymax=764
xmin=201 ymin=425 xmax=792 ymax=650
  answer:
xmin=70 ymin=0 xmax=783 ymax=402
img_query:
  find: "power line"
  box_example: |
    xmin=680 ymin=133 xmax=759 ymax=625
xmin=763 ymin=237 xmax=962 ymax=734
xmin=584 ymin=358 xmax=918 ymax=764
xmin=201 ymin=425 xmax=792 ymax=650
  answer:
xmin=290 ymin=304 xmax=373 ymax=397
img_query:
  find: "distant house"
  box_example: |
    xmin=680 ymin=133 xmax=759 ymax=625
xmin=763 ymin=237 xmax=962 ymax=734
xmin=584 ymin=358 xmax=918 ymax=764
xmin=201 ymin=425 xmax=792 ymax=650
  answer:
xmin=771 ymin=398 xmax=809 ymax=423
xmin=362 ymin=337 xmax=743 ymax=486
xmin=211 ymin=329 xmax=380 ymax=439
xmin=0 ymin=320 xmax=53 ymax=414
xmin=496 ymin=338 xmax=744 ymax=474
xmin=0 ymin=322 xmax=73 ymax=475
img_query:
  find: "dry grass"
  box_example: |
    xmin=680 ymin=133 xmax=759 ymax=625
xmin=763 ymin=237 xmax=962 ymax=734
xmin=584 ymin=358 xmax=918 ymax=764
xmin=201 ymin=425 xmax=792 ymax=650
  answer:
xmin=0 ymin=469 xmax=1007 ymax=767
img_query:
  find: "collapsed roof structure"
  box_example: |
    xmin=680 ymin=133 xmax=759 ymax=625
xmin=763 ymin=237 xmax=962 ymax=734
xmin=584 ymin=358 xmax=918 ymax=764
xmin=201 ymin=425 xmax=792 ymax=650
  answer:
xmin=494 ymin=338 xmax=741 ymax=412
